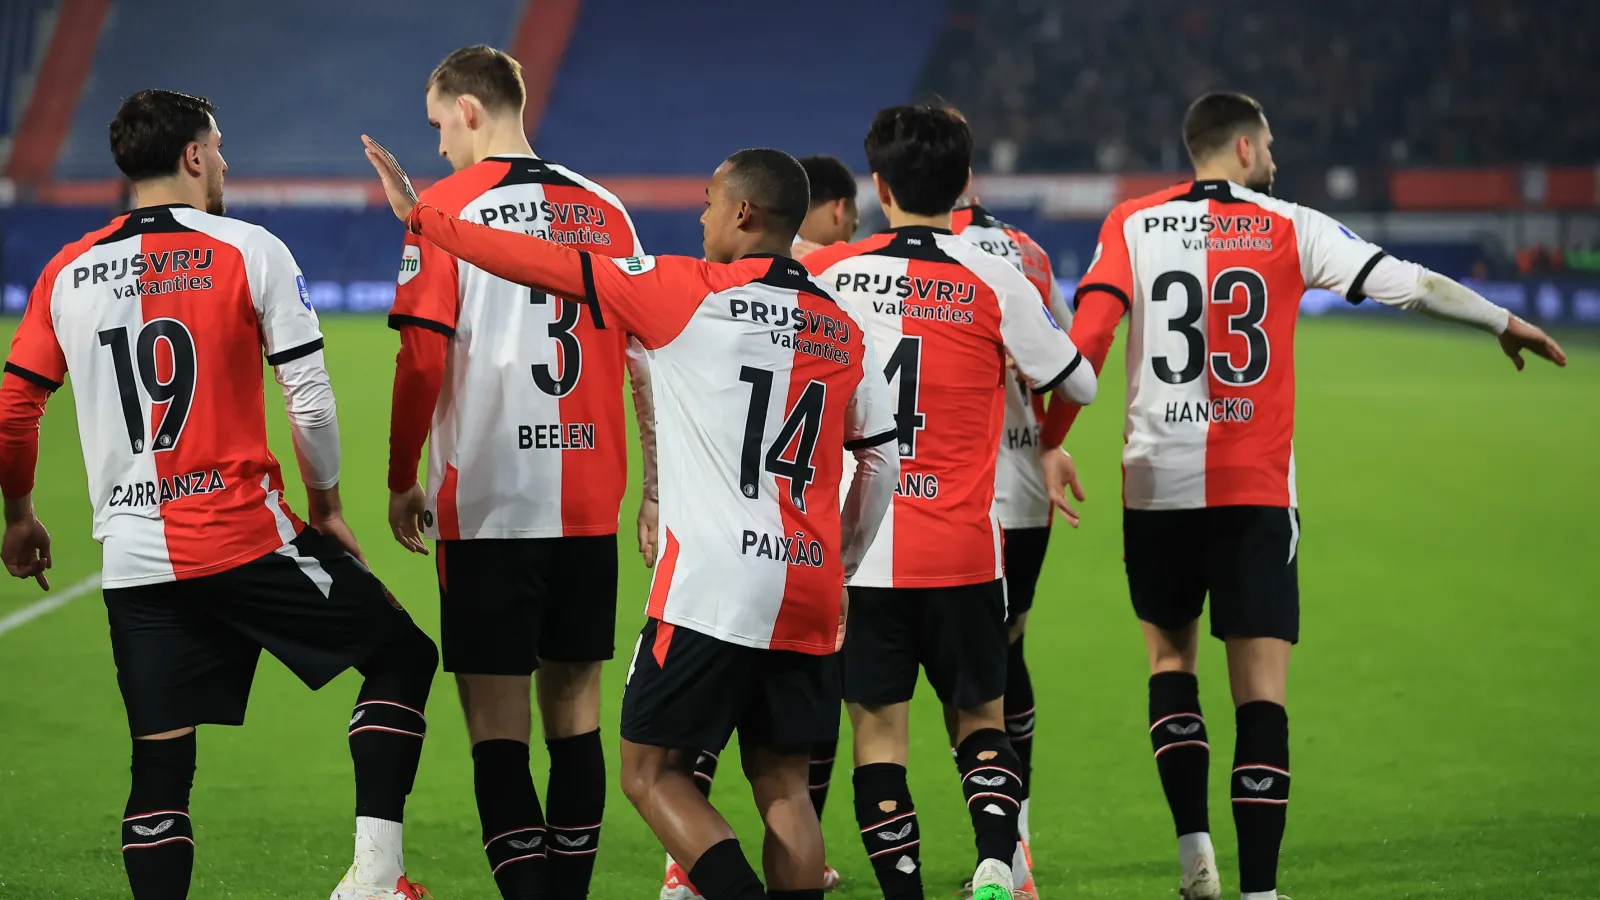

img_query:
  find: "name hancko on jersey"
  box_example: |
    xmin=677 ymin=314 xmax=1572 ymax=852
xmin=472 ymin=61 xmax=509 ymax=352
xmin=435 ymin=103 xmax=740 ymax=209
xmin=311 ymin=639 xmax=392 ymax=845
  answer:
xmin=109 ymin=469 xmax=227 ymax=508
xmin=1165 ymin=398 xmax=1255 ymax=424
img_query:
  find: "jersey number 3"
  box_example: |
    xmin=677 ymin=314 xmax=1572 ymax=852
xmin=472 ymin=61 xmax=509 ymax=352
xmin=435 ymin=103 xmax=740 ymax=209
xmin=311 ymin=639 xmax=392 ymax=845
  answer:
xmin=739 ymin=366 xmax=826 ymax=513
xmin=1151 ymin=268 xmax=1270 ymax=386
xmin=98 ymin=320 xmax=196 ymax=454
xmin=529 ymin=289 xmax=582 ymax=397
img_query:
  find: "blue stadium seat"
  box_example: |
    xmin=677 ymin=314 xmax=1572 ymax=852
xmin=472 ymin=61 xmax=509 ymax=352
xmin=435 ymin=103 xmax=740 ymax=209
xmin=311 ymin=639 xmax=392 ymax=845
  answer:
xmin=55 ymin=0 xmax=520 ymax=178
xmin=0 ymin=0 xmax=54 ymax=138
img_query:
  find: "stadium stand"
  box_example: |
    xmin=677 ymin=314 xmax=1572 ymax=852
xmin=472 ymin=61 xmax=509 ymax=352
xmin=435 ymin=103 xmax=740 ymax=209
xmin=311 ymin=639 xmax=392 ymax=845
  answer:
xmin=0 ymin=0 xmax=53 ymax=145
xmin=918 ymin=0 xmax=1600 ymax=174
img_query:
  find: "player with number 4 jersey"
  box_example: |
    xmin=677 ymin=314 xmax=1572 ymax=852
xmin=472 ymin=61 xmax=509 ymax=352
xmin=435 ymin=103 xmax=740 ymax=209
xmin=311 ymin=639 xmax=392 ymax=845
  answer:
xmin=804 ymin=105 xmax=1095 ymax=900
xmin=1062 ymin=92 xmax=1566 ymax=900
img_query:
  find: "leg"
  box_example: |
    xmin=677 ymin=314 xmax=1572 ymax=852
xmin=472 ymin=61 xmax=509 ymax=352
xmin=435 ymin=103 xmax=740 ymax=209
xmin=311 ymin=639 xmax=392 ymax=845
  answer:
xmin=1226 ymin=637 xmax=1292 ymax=900
xmin=950 ymin=698 xmax=1028 ymax=894
xmin=459 ymin=674 xmax=548 ymax=899
xmin=538 ymin=660 xmax=606 ymax=898
xmin=1210 ymin=505 xmax=1301 ymax=900
xmin=743 ymin=741 xmax=824 ymax=893
xmin=537 ymin=534 xmax=619 ymax=898
xmin=122 ymin=729 xmax=198 ymax=900
xmin=840 ymin=587 xmax=923 ymax=899
xmin=998 ymin=526 xmax=1050 ymax=844
xmin=621 ymin=741 xmax=761 ymax=900
xmin=807 ymin=737 xmax=837 ymax=819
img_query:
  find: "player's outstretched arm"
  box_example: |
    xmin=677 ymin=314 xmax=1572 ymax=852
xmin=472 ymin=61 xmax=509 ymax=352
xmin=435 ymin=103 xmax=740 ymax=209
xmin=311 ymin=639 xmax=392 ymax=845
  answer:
xmin=1359 ymin=257 xmax=1566 ymax=370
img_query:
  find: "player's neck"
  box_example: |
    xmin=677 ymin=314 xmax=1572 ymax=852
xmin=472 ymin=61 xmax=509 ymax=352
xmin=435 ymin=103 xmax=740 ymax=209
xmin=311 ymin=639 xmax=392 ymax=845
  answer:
xmin=130 ymin=178 xmax=203 ymax=211
xmin=885 ymin=208 xmax=953 ymax=231
xmin=1191 ymin=164 xmax=1244 ymax=185
xmin=473 ymin=119 xmax=536 ymax=164
xmin=739 ymin=233 xmax=798 ymax=259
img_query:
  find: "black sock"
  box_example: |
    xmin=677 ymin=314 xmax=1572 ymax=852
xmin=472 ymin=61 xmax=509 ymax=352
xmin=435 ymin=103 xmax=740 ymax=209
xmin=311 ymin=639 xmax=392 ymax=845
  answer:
xmin=692 ymin=749 xmax=719 ymax=799
xmin=769 ymin=891 xmax=823 ymax=900
xmin=475 ymin=739 xmax=548 ymax=900
xmin=807 ymin=739 xmax=837 ymax=818
xmin=955 ymin=728 xmax=1025 ymax=867
xmin=546 ymin=730 xmax=604 ymax=898
xmin=350 ymin=625 xmax=437 ymax=822
xmin=687 ymin=837 xmax=765 ymax=900
xmin=122 ymin=733 xmax=197 ymax=900
xmin=853 ymin=762 xmax=922 ymax=899
xmin=1003 ymin=636 xmax=1035 ymax=799
xmin=1149 ymin=672 xmax=1210 ymax=837
xmin=1233 ymin=701 xmax=1290 ymax=895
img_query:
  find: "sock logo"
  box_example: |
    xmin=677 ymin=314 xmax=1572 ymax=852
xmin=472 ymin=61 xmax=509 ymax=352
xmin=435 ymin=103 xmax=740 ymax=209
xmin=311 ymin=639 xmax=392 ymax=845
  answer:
xmin=130 ymin=819 xmax=174 ymax=837
xmin=969 ymin=774 xmax=1009 ymax=787
xmin=878 ymin=800 xmax=898 ymax=813
xmin=507 ymin=836 xmax=543 ymax=850
xmin=348 ymin=710 xmax=366 ymax=727
xmin=1166 ymin=721 xmax=1201 ymax=735
xmin=895 ymin=855 xmax=918 ymax=874
xmin=1240 ymin=775 xmax=1275 ymax=792
xmin=876 ymin=821 xmax=915 ymax=841
xmin=555 ymin=834 xmax=591 ymax=848
xmin=983 ymin=803 xmax=1006 ymax=816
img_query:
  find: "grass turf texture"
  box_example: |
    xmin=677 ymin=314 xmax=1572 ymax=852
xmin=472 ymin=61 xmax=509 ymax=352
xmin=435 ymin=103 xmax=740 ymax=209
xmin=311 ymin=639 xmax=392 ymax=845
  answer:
xmin=0 ymin=315 xmax=1594 ymax=899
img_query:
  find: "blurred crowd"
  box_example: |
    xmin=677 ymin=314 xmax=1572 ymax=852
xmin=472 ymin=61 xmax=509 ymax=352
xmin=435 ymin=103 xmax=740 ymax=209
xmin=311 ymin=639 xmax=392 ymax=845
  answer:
xmin=918 ymin=0 xmax=1600 ymax=174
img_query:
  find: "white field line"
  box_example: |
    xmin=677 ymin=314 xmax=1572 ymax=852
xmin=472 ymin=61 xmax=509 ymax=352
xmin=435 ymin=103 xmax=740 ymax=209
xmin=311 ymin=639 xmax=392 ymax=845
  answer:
xmin=0 ymin=572 xmax=102 ymax=637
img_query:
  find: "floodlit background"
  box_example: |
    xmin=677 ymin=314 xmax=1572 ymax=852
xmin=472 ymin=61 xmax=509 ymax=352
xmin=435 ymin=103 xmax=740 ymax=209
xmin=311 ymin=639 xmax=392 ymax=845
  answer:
xmin=0 ymin=2 xmax=1596 ymax=898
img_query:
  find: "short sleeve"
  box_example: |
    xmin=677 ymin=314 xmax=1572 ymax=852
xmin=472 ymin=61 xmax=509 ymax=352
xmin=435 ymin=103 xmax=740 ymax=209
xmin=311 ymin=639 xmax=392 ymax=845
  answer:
xmin=4 ymin=271 xmax=68 ymax=390
xmin=388 ymin=230 xmax=461 ymax=336
xmin=246 ymin=229 xmax=323 ymax=365
xmin=1073 ymin=210 xmax=1134 ymax=311
xmin=1296 ymin=206 xmax=1388 ymax=302
xmin=843 ymin=328 xmax=896 ymax=450
xmin=585 ymin=253 xmax=710 ymax=350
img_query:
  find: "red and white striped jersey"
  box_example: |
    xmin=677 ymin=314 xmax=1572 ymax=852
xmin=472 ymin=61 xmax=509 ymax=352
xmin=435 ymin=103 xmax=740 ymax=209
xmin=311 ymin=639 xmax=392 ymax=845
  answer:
xmin=390 ymin=155 xmax=641 ymax=539
xmin=1074 ymin=179 xmax=1388 ymax=510
xmin=805 ymin=226 xmax=1084 ymax=588
xmin=952 ymin=204 xmax=1074 ymax=529
xmin=6 ymin=204 xmax=319 ymax=587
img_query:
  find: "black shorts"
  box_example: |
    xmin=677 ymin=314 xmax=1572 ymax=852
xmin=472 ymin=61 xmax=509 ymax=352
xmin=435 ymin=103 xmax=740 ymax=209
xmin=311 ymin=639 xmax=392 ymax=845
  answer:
xmin=1124 ymin=506 xmax=1301 ymax=643
xmin=620 ymin=618 xmax=841 ymax=753
xmin=841 ymin=580 xmax=1008 ymax=709
xmin=1002 ymin=527 xmax=1051 ymax=625
xmin=103 ymin=528 xmax=417 ymax=737
xmin=437 ymin=535 xmax=618 ymax=675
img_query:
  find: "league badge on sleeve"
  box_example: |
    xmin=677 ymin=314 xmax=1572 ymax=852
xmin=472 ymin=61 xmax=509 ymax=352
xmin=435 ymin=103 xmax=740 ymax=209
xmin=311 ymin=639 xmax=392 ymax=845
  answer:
xmin=296 ymin=274 xmax=313 ymax=310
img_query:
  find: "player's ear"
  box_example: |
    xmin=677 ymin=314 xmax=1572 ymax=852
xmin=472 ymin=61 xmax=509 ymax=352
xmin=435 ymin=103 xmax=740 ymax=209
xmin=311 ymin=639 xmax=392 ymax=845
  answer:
xmin=873 ymin=173 xmax=894 ymax=211
xmin=456 ymin=94 xmax=476 ymax=129
xmin=180 ymin=141 xmax=204 ymax=178
xmin=961 ymin=168 xmax=974 ymax=198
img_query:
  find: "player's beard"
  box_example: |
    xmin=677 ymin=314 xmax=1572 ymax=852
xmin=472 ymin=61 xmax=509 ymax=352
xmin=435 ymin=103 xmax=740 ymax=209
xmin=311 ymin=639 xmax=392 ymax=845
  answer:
xmin=205 ymin=168 xmax=226 ymax=216
xmin=1245 ymin=167 xmax=1274 ymax=195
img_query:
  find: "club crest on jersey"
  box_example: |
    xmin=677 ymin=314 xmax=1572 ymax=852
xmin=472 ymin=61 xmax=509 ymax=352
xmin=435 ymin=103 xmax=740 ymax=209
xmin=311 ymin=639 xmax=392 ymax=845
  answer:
xmin=397 ymin=245 xmax=422 ymax=285
xmin=613 ymin=255 xmax=656 ymax=276
xmin=109 ymin=469 xmax=227 ymax=507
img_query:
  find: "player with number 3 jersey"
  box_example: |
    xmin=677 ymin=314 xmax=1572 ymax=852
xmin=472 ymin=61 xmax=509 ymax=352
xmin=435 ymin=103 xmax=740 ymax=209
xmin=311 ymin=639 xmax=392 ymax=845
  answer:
xmin=1061 ymin=92 xmax=1565 ymax=900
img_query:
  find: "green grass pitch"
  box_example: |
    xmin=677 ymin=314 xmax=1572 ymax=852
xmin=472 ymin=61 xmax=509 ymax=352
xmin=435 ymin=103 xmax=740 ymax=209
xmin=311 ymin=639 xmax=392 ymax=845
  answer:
xmin=0 ymin=315 xmax=1594 ymax=899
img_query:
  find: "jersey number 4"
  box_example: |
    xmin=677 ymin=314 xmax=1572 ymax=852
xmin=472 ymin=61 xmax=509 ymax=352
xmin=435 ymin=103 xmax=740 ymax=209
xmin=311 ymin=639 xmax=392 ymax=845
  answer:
xmin=1151 ymin=268 xmax=1270 ymax=386
xmin=98 ymin=320 xmax=196 ymax=454
xmin=739 ymin=366 xmax=826 ymax=513
xmin=883 ymin=336 xmax=926 ymax=457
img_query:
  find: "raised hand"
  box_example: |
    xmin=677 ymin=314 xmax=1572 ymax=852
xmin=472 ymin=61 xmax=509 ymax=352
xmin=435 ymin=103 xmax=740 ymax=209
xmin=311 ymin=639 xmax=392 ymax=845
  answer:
xmin=361 ymin=135 xmax=419 ymax=222
xmin=1040 ymin=447 xmax=1086 ymax=528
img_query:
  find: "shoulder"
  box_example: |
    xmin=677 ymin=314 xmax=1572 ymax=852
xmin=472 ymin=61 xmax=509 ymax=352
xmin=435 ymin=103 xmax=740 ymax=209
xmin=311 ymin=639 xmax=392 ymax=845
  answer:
xmin=173 ymin=209 xmax=290 ymax=261
xmin=545 ymin=162 xmax=632 ymax=218
xmin=801 ymin=234 xmax=888 ymax=274
xmin=38 ymin=218 xmax=124 ymax=289
xmin=419 ymin=159 xmax=512 ymax=214
xmin=939 ymin=232 xmax=1032 ymax=291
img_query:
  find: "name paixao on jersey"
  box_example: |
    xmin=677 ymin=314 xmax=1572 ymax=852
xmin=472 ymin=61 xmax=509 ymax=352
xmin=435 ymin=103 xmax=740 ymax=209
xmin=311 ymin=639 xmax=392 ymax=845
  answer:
xmin=73 ymin=247 xmax=216 ymax=298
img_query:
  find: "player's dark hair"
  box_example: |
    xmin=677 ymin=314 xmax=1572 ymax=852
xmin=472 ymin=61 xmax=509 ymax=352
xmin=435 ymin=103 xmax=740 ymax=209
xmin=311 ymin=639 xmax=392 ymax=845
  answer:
xmin=798 ymin=155 xmax=857 ymax=206
xmin=863 ymin=105 xmax=972 ymax=216
xmin=428 ymin=45 xmax=526 ymax=114
xmin=108 ymin=90 xmax=216 ymax=182
xmin=724 ymin=148 xmax=810 ymax=235
xmin=1183 ymin=92 xmax=1267 ymax=162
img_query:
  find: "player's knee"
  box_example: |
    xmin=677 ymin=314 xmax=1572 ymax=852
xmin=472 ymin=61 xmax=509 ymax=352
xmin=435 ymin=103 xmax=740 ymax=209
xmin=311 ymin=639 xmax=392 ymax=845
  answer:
xmin=618 ymin=744 xmax=666 ymax=808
